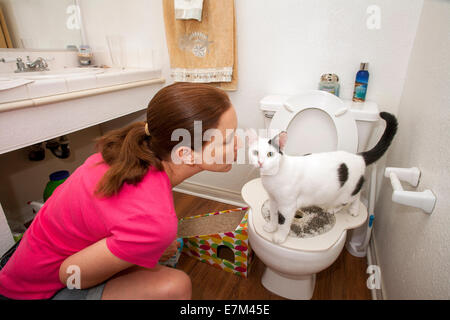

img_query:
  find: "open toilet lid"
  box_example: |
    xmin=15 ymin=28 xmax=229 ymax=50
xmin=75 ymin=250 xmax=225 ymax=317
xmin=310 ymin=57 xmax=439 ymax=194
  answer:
xmin=269 ymin=90 xmax=359 ymax=153
xmin=242 ymin=178 xmax=368 ymax=252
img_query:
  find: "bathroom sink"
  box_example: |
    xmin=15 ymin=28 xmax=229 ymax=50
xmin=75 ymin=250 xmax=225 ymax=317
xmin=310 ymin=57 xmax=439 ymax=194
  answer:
xmin=0 ymin=67 xmax=105 ymax=80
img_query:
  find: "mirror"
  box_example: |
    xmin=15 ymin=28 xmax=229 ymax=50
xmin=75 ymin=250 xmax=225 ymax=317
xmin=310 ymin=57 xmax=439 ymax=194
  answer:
xmin=0 ymin=0 xmax=83 ymax=50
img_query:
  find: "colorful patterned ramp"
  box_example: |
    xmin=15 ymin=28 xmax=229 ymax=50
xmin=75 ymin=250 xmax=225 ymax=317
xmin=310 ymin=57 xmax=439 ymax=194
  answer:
xmin=178 ymin=207 xmax=254 ymax=278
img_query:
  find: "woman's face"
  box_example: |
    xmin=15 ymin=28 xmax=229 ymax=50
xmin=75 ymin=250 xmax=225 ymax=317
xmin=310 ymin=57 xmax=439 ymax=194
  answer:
xmin=197 ymin=106 xmax=242 ymax=172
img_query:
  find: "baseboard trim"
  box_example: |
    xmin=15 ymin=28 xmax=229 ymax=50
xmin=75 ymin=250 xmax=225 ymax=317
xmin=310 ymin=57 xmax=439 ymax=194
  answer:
xmin=173 ymin=181 xmax=247 ymax=208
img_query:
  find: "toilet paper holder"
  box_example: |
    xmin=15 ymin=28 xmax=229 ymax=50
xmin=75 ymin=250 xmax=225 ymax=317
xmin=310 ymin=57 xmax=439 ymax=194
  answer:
xmin=384 ymin=167 xmax=436 ymax=214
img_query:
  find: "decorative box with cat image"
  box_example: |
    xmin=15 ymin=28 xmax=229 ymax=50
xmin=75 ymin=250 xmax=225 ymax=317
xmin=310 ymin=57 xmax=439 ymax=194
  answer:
xmin=177 ymin=207 xmax=254 ymax=278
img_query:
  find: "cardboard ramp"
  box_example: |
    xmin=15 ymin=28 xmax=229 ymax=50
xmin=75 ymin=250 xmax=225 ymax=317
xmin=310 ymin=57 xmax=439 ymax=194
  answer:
xmin=177 ymin=207 xmax=254 ymax=278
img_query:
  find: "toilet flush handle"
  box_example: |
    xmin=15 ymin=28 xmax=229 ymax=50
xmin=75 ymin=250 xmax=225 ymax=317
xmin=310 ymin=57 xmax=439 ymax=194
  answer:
xmin=334 ymin=107 xmax=348 ymax=117
xmin=263 ymin=111 xmax=275 ymax=119
xmin=384 ymin=167 xmax=436 ymax=214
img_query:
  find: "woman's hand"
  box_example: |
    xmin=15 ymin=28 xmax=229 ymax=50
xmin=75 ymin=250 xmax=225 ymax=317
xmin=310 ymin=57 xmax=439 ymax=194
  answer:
xmin=159 ymin=239 xmax=180 ymax=262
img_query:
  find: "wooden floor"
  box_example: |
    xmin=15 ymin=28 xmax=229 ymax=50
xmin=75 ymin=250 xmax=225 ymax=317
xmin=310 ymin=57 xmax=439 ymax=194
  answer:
xmin=173 ymin=192 xmax=372 ymax=300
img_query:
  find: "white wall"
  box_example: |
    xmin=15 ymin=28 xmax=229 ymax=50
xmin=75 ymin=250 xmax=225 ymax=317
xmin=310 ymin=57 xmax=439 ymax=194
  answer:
xmin=79 ymin=0 xmax=170 ymax=75
xmin=67 ymin=0 xmax=425 ymax=202
xmin=184 ymin=0 xmax=424 ymax=198
xmin=373 ymin=0 xmax=450 ymax=299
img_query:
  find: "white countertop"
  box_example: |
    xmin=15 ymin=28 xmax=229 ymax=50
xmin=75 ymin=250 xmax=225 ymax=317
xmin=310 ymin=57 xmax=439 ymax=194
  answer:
xmin=0 ymin=67 xmax=162 ymax=105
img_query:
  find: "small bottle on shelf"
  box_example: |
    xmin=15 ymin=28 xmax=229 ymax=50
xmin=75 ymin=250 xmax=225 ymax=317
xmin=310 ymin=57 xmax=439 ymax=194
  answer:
xmin=352 ymin=62 xmax=369 ymax=102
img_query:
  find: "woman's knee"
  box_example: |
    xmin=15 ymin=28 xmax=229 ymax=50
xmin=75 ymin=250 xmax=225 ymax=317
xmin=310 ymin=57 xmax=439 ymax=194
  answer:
xmin=103 ymin=265 xmax=191 ymax=300
xmin=160 ymin=268 xmax=192 ymax=300
xmin=139 ymin=266 xmax=191 ymax=300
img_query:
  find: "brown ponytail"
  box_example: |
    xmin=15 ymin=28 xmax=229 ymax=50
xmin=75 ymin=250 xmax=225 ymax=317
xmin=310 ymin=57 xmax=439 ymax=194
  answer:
xmin=94 ymin=82 xmax=231 ymax=198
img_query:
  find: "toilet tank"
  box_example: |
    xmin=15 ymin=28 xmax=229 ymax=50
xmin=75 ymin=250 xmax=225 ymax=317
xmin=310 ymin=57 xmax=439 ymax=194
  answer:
xmin=259 ymin=95 xmax=380 ymax=153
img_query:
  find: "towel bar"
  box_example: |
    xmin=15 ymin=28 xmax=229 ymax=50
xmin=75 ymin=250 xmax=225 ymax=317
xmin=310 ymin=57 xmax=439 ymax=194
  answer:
xmin=384 ymin=167 xmax=436 ymax=214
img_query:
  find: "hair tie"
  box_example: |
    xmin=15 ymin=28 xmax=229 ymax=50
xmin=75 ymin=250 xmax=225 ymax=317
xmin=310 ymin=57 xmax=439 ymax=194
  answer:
xmin=144 ymin=122 xmax=151 ymax=137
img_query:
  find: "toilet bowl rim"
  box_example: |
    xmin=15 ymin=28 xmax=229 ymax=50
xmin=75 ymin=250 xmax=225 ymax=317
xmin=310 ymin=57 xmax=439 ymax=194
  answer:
xmin=242 ymin=178 xmax=368 ymax=252
xmin=247 ymin=207 xmax=348 ymax=254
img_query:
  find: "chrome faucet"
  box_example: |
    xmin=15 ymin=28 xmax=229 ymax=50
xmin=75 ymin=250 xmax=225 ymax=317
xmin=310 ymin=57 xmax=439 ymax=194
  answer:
xmin=15 ymin=57 xmax=26 ymax=72
xmin=0 ymin=56 xmax=50 ymax=73
xmin=24 ymin=56 xmax=49 ymax=72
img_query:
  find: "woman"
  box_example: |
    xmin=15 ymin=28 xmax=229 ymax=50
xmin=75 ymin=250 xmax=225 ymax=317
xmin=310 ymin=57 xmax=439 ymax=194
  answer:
xmin=0 ymin=82 xmax=240 ymax=300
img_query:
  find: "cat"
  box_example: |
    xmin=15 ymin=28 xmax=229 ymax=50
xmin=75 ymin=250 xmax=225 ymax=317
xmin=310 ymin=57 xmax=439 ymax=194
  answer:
xmin=246 ymin=112 xmax=398 ymax=244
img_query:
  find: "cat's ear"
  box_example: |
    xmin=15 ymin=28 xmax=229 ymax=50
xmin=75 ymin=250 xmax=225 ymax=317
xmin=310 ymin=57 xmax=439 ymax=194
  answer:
xmin=269 ymin=131 xmax=288 ymax=153
xmin=245 ymin=128 xmax=259 ymax=145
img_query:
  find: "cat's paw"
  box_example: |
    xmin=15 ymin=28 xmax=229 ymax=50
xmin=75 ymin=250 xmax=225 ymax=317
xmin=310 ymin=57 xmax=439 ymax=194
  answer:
xmin=272 ymin=230 xmax=288 ymax=244
xmin=263 ymin=222 xmax=277 ymax=233
xmin=349 ymin=209 xmax=359 ymax=217
xmin=348 ymin=202 xmax=360 ymax=216
xmin=328 ymin=207 xmax=341 ymax=215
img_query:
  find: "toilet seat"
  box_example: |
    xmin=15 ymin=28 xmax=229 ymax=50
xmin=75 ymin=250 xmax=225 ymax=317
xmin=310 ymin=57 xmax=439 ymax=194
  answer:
xmin=243 ymin=90 xmax=367 ymax=252
xmin=269 ymin=90 xmax=359 ymax=153
xmin=242 ymin=178 xmax=368 ymax=252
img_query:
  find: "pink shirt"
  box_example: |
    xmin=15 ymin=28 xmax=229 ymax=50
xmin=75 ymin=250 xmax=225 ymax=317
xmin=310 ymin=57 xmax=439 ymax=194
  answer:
xmin=0 ymin=152 xmax=177 ymax=299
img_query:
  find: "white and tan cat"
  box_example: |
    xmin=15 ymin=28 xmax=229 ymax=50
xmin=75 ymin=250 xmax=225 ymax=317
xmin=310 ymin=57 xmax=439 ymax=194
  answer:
xmin=247 ymin=112 xmax=398 ymax=244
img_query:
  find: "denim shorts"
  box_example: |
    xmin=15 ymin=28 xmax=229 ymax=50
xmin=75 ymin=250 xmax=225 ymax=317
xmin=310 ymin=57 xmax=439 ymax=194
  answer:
xmin=0 ymin=282 xmax=105 ymax=300
xmin=51 ymin=283 xmax=106 ymax=300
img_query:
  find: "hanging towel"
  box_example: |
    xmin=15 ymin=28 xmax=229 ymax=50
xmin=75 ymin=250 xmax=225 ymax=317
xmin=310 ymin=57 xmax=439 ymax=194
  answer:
xmin=174 ymin=0 xmax=204 ymax=21
xmin=162 ymin=0 xmax=238 ymax=91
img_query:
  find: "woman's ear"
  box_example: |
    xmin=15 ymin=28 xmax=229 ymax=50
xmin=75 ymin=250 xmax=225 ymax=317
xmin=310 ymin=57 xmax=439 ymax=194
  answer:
xmin=172 ymin=146 xmax=196 ymax=165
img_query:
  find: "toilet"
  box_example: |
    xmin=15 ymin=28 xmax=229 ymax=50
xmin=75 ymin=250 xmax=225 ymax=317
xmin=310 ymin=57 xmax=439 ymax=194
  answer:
xmin=241 ymin=90 xmax=380 ymax=300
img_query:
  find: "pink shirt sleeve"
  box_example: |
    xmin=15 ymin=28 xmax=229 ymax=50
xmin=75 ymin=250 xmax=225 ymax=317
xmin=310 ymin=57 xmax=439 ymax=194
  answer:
xmin=106 ymin=208 xmax=177 ymax=269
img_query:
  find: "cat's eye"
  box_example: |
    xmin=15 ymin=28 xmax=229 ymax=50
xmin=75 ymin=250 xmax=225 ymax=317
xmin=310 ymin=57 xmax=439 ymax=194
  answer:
xmin=252 ymin=150 xmax=259 ymax=156
xmin=267 ymin=152 xmax=274 ymax=157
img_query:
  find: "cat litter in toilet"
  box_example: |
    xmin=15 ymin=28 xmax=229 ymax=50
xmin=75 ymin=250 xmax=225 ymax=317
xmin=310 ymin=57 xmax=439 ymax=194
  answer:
xmin=261 ymin=200 xmax=336 ymax=238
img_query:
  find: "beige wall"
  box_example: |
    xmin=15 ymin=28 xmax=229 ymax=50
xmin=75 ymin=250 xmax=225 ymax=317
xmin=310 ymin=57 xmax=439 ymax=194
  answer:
xmin=373 ymin=0 xmax=450 ymax=299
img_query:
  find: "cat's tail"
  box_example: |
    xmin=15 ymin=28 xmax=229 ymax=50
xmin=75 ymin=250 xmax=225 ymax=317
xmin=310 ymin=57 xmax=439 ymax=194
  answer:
xmin=358 ymin=112 xmax=398 ymax=166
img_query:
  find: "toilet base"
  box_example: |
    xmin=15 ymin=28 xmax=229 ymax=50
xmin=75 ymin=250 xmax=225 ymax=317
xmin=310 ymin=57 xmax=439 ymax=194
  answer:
xmin=261 ymin=267 xmax=316 ymax=300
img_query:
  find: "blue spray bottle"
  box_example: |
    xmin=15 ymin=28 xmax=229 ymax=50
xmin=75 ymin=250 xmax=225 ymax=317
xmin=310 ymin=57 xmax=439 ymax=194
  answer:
xmin=352 ymin=62 xmax=369 ymax=102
